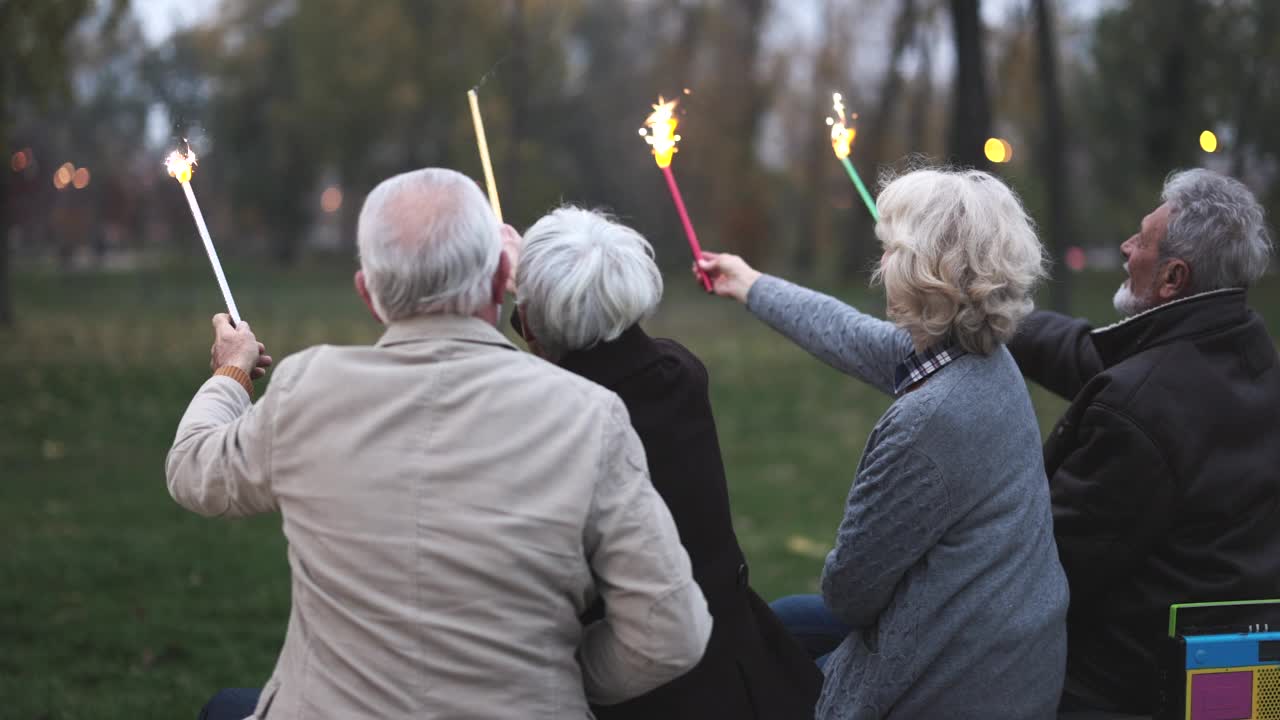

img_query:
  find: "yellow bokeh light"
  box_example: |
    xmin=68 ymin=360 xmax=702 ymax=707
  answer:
xmin=320 ymin=186 xmax=343 ymax=213
xmin=1200 ymin=130 xmax=1218 ymax=153
xmin=72 ymin=167 xmax=90 ymax=189
xmin=984 ymin=138 xmax=1013 ymax=164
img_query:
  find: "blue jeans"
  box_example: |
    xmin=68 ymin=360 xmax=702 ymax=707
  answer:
xmin=770 ymin=593 xmax=852 ymax=670
xmin=198 ymin=688 xmax=261 ymax=720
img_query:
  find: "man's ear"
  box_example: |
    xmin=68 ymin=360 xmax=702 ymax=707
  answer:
xmin=1157 ymin=258 xmax=1191 ymax=301
xmin=354 ymin=270 xmax=384 ymax=325
xmin=491 ymin=250 xmax=511 ymax=306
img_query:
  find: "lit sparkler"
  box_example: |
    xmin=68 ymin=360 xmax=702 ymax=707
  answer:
xmin=165 ymin=144 xmax=242 ymax=325
xmin=640 ymin=96 xmax=712 ymax=292
xmin=826 ymin=93 xmax=879 ymax=222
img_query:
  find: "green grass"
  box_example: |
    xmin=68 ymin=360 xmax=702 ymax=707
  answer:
xmin=3 ymin=263 xmax=1278 ymax=718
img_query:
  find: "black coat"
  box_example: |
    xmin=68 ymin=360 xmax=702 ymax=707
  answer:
xmin=559 ymin=326 xmax=823 ymax=720
xmin=1009 ymin=289 xmax=1280 ymax=713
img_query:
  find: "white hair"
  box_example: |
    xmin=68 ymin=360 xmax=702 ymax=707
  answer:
xmin=1160 ymin=169 xmax=1272 ymax=293
xmin=873 ymin=168 xmax=1048 ymax=355
xmin=516 ymin=207 xmax=664 ymax=361
xmin=356 ymin=168 xmax=501 ymax=321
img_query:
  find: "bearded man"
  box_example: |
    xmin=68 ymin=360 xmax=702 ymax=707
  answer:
xmin=1009 ymin=168 xmax=1280 ymax=716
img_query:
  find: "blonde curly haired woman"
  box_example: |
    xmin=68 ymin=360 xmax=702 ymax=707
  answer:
xmin=698 ymin=168 xmax=1069 ymax=720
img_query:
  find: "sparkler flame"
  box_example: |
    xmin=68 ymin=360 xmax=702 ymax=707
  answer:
xmin=826 ymin=92 xmax=858 ymax=160
xmin=639 ymin=96 xmax=682 ymax=169
xmin=164 ymin=143 xmax=198 ymax=184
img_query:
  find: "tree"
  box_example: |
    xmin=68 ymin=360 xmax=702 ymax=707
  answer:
xmin=0 ymin=0 xmax=117 ymax=326
xmin=1034 ymin=0 xmax=1072 ymax=312
xmin=948 ymin=0 xmax=991 ymax=170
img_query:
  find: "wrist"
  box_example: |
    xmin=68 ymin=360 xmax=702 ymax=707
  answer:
xmin=213 ymin=365 xmax=254 ymax=398
xmin=738 ymin=271 xmax=763 ymax=303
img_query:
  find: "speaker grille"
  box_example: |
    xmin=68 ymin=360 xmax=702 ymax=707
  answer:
xmin=1260 ymin=666 xmax=1280 ymax=720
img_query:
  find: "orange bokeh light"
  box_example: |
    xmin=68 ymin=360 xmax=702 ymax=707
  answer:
xmin=320 ymin=186 xmax=343 ymax=213
xmin=53 ymin=164 xmax=73 ymax=189
xmin=72 ymin=167 xmax=91 ymax=189
xmin=11 ymin=150 xmax=28 ymax=172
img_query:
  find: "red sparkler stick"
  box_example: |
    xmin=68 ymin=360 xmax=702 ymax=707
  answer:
xmin=661 ymin=165 xmax=713 ymax=293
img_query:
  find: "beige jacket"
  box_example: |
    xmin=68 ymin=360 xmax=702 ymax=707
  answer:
xmin=165 ymin=315 xmax=712 ymax=719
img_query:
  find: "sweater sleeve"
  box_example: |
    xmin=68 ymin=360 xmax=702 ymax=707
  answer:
xmin=746 ymin=275 xmax=913 ymax=397
xmin=820 ymin=441 xmax=950 ymax=628
xmin=1007 ymin=310 xmax=1104 ymax=400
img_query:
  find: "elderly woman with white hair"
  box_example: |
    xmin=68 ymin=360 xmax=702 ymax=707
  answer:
xmin=698 ymin=168 xmax=1070 ymax=719
xmin=511 ymin=207 xmax=824 ymax=720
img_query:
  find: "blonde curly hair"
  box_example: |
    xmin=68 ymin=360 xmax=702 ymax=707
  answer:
xmin=872 ymin=168 xmax=1047 ymax=355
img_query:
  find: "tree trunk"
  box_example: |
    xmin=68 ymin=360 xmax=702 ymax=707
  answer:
xmin=504 ymin=0 xmax=528 ymax=222
xmin=718 ymin=0 xmax=771 ymax=262
xmin=908 ymin=32 xmax=934 ymax=153
xmin=0 ymin=93 xmax=11 ymax=327
xmin=948 ymin=0 xmax=991 ymax=169
xmin=1034 ymin=0 xmax=1072 ymax=312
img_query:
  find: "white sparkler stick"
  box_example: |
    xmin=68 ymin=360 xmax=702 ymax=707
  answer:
xmin=165 ymin=147 xmax=241 ymax=325
xmin=180 ymin=181 xmax=241 ymax=325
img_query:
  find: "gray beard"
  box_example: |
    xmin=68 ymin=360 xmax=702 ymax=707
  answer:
xmin=1113 ymin=281 xmax=1154 ymax=317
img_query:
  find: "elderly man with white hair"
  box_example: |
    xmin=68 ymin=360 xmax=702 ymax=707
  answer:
xmin=1009 ymin=168 xmax=1280 ymax=716
xmin=510 ymin=207 xmax=824 ymax=719
xmin=698 ymin=168 xmax=1070 ymax=719
xmin=167 ymin=168 xmax=711 ymax=720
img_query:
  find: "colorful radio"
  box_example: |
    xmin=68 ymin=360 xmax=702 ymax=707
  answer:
xmin=1158 ymin=600 xmax=1280 ymax=720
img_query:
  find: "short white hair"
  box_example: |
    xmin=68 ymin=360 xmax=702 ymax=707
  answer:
xmin=516 ymin=207 xmax=663 ymax=361
xmin=1160 ymin=169 xmax=1272 ymax=293
xmin=356 ymin=168 xmax=501 ymax=321
xmin=874 ymin=168 xmax=1047 ymax=355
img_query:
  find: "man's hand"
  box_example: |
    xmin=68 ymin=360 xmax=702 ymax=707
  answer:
xmin=695 ymin=251 xmax=762 ymax=304
xmin=209 ymin=314 xmax=273 ymax=379
xmin=500 ymin=224 xmax=522 ymax=294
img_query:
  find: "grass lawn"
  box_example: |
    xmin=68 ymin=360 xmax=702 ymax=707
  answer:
xmin=3 ymin=262 xmax=1278 ymax=718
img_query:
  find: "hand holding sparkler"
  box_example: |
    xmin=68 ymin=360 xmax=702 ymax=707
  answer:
xmin=209 ymin=314 xmax=273 ymax=380
xmin=695 ymin=251 xmax=762 ymax=304
xmin=165 ymin=145 xmax=243 ymax=325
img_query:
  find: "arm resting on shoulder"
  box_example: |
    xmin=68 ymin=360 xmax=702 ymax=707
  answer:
xmin=1007 ymin=310 xmax=1104 ymax=400
xmin=821 ymin=442 xmax=950 ymax=628
xmin=164 ymin=372 xmax=281 ymax=518
xmin=746 ymin=275 xmax=913 ymax=397
xmin=579 ymin=397 xmax=712 ymax=705
xmin=1050 ymin=403 xmax=1176 ymax=608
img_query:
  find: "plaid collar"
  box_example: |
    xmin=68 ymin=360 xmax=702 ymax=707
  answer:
xmin=893 ymin=341 xmax=966 ymax=395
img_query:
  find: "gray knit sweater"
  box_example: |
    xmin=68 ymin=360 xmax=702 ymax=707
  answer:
xmin=748 ymin=276 xmax=1068 ymax=720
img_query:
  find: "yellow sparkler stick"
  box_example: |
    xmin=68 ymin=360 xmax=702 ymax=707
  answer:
xmin=467 ymin=88 xmax=503 ymax=222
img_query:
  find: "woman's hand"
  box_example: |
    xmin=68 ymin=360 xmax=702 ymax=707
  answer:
xmin=695 ymin=252 xmax=762 ymax=304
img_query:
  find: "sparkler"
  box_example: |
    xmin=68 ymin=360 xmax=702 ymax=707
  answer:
xmin=165 ymin=144 xmax=242 ymax=325
xmin=467 ymin=88 xmax=503 ymax=221
xmin=640 ymin=96 xmax=713 ymax=292
xmin=826 ymin=93 xmax=879 ymax=222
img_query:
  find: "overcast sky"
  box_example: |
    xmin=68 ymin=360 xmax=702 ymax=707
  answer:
xmin=136 ymin=0 xmax=1111 ymax=46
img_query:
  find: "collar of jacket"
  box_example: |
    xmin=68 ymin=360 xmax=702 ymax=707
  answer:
xmin=375 ymin=313 xmax=518 ymax=352
xmin=1090 ymin=287 xmax=1249 ymax=366
xmin=557 ymin=324 xmax=661 ymax=388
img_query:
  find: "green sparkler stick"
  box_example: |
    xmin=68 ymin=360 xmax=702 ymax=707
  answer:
xmin=840 ymin=156 xmax=879 ymax=223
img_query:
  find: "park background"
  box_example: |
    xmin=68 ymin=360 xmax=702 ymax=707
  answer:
xmin=3 ymin=0 xmax=1280 ymax=716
